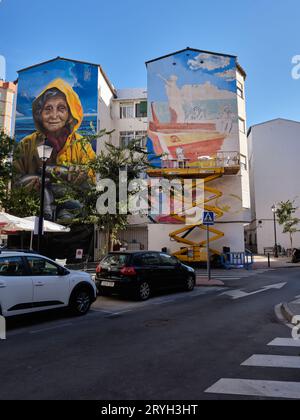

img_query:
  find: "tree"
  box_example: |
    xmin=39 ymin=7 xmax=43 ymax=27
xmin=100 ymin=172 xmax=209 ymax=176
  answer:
xmin=3 ymin=186 xmax=40 ymax=218
xmin=58 ymin=131 xmax=152 ymax=253
xmin=0 ymin=130 xmax=15 ymax=208
xmin=276 ymin=200 xmax=300 ymax=249
xmin=85 ymin=137 xmax=151 ymax=253
xmin=0 ymin=130 xmax=40 ymax=217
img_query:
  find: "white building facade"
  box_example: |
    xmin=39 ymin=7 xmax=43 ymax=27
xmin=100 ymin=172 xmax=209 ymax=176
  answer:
xmin=246 ymin=118 xmax=300 ymax=254
xmin=0 ymin=81 xmax=17 ymax=136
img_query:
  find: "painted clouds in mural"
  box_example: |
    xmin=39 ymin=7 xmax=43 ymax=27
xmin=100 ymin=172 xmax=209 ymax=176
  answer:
xmin=14 ymin=59 xmax=98 ymax=221
xmin=147 ymin=50 xmax=239 ymax=166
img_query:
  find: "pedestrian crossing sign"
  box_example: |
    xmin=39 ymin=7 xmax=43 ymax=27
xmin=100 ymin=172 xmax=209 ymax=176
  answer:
xmin=203 ymin=211 xmax=215 ymax=226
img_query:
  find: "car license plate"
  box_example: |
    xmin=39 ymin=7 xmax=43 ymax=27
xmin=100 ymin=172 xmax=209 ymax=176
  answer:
xmin=101 ymin=281 xmax=115 ymax=288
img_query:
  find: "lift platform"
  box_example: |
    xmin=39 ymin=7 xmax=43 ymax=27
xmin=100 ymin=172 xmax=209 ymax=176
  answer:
xmin=147 ymin=152 xmax=241 ymax=263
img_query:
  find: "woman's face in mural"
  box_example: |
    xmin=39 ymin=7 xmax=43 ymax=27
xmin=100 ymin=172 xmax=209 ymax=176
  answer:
xmin=41 ymin=96 xmax=70 ymax=134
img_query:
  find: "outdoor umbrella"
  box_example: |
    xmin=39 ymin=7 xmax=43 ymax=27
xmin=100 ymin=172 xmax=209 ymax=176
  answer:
xmin=24 ymin=217 xmax=71 ymax=249
xmin=0 ymin=213 xmax=71 ymax=250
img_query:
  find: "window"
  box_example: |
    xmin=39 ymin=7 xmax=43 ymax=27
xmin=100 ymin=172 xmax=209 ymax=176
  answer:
xmin=134 ymin=253 xmax=160 ymax=266
xmin=120 ymin=131 xmax=147 ymax=148
xmin=239 ymin=118 xmax=246 ymax=134
xmin=135 ymin=101 xmax=147 ymax=118
xmin=120 ymin=103 xmax=134 ymax=119
xmin=159 ymin=254 xmax=178 ymax=266
xmin=135 ymin=131 xmax=147 ymax=149
xmin=240 ymin=154 xmax=247 ymax=170
xmin=237 ymin=80 xmax=244 ymax=99
xmin=101 ymin=254 xmax=129 ymax=267
xmin=120 ymin=131 xmax=135 ymax=147
xmin=27 ymin=257 xmax=60 ymax=276
xmin=0 ymin=257 xmax=26 ymax=276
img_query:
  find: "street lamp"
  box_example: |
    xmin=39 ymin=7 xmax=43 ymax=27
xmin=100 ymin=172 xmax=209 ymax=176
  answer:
xmin=271 ymin=204 xmax=279 ymax=258
xmin=37 ymin=143 xmax=53 ymax=252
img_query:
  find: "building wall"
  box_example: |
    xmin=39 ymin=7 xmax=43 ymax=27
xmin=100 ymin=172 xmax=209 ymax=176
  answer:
xmin=111 ymin=88 xmax=148 ymax=147
xmin=247 ymin=119 xmax=300 ymax=254
xmin=0 ymin=81 xmax=16 ymax=136
xmin=148 ymin=223 xmax=245 ymax=253
xmin=97 ymin=68 xmax=115 ymax=151
xmin=145 ymin=49 xmax=249 ymax=255
xmin=236 ymin=69 xmax=251 ymax=211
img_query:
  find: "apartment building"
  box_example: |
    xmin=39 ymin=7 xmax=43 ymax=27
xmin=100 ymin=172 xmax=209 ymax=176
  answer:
xmin=0 ymin=81 xmax=17 ymax=136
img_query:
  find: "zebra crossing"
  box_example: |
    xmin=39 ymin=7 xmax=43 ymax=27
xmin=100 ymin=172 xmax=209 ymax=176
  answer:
xmin=205 ymin=337 xmax=300 ymax=399
xmin=196 ymin=268 xmax=274 ymax=282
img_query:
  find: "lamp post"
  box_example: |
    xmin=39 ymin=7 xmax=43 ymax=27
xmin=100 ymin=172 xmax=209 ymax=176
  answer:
xmin=37 ymin=143 xmax=53 ymax=253
xmin=271 ymin=204 xmax=279 ymax=258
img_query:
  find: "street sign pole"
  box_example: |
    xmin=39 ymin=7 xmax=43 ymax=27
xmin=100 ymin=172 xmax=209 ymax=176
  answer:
xmin=203 ymin=211 xmax=215 ymax=282
xmin=207 ymin=226 xmax=211 ymax=281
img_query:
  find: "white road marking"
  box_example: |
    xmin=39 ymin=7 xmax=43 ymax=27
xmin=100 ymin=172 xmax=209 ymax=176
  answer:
xmin=221 ymin=283 xmax=287 ymax=300
xmin=291 ymin=298 xmax=300 ymax=304
xmin=153 ymin=299 xmax=176 ymax=305
xmin=269 ymin=338 xmax=300 ymax=347
xmin=105 ymin=310 xmax=133 ymax=317
xmin=90 ymin=309 xmax=115 ymax=314
xmin=30 ymin=323 xmax=73 ymax=334
xmin=242 ymin=354 xmax=300 ymax=369
xmin=197 ymin=275 xmax=241 ymax=278
xmin=205 ymin=379 xmax=300 ymax=399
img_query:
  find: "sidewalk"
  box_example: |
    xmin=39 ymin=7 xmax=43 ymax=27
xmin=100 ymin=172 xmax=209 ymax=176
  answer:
xmin=280 ymin=299 xmax=300 ymax=325
xmin=253 ymin=255 xmax=300 ymax=269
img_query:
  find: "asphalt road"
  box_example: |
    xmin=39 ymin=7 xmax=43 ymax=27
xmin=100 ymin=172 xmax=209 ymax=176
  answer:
xmin=1 ymin=268 xmax=300 ymax=400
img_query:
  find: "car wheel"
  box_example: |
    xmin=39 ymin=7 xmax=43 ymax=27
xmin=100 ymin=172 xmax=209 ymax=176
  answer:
xmin=185 ymin=275 xmax=195 ymax=292
xmin=70 ymin=288 xmax=93 ymax=316
xmin=136 ymin=281 xmax=151 ymax=301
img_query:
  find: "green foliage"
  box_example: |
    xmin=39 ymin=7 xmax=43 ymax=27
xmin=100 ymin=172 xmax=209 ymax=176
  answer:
xmin=0 ymin=131 xmax=40 ymax=217
xmin=276 ymin=200 xmax=300 ymax=249
xmin=3 ymin=186 xmax=40 ymax=218
xmin=0 ymin=130 xmax=16 ymax=207
xmin=58 ymin=131 xmax=153 ymax=251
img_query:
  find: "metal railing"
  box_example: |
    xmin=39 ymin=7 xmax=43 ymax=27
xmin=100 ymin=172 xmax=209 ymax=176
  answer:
xmin=161 ymin=151 xmax=242 ymax=170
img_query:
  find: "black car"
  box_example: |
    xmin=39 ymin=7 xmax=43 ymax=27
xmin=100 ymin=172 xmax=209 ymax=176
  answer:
xmin=95 ymin=251 xmax=196 ymax=301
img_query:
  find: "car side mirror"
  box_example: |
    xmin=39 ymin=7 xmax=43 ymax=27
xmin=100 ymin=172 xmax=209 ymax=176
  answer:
xmin=58 ymin=266 xmax=67 ymax=276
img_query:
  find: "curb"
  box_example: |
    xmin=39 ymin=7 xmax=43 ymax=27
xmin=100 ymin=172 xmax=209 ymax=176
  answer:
xmin=281 ymin=303 xmax=295 ymax=324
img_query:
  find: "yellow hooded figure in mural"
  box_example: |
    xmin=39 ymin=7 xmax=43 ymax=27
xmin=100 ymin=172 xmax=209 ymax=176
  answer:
xmin=14 ymin=78 xmax=96 ymax=220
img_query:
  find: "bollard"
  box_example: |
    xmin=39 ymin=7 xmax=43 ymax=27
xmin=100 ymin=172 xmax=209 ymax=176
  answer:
xmin=0 ymin=316 xmax=6 ymax=340
xmin=268 ymin=253 xmax=271 ymax=268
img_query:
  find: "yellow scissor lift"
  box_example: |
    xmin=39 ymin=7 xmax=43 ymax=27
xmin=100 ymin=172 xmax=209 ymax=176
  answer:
xmin=147 ymin=152 xmax=241 ymax=264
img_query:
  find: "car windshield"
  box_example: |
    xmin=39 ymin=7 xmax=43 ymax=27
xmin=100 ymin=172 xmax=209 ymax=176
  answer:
xmin=101 ymin=254 xmax=129 ymax=267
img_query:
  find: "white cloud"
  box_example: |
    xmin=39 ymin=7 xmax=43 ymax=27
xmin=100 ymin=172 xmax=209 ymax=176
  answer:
xmin=181 ymin=82 xmax=236 ymax=101
xmin=188 ymin=53 xmax=231 ymax=71
xmin=215 ymin=69 xmax=236 ymax=81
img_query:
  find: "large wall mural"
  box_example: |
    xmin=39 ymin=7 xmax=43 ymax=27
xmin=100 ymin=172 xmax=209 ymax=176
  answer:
xmin=14 ymin=58 xmax=98 ymax=221
xmin=147 ymin=50 xmax=239 ymax=166
xmin=146 ymin=50 xmax=243 ymax=224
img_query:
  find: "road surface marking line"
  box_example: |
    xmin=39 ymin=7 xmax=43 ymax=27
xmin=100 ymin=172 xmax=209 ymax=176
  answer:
xmin=106 ymin=310 xmax=133 ymax=317
xmin=205 ymin=379 xmax=300 ymax=399
xmin=153 ymin=299 xmax=176 ymax=305
xmin=269 ymin=338 xmax=300 ymax=347
xmin=30 ymin=323 xmax=73 ymax=334
xmin=90 ymin=309 xmax=115 ymax=314
xmin=242 ymin=355 xmax=300 ymax=369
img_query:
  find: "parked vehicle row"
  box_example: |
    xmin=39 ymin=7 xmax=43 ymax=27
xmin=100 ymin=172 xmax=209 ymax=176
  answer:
xmin=0 ymin=250 xmax=196 ymax=320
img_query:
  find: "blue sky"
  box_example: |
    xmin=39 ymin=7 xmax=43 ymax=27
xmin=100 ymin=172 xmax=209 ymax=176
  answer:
xmin=1 ymin=0 xmax=300 ymax=127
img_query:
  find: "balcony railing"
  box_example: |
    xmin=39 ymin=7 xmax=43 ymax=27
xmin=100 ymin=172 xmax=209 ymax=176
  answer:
xmin=161 ymin=151 xmax=242 ymax=170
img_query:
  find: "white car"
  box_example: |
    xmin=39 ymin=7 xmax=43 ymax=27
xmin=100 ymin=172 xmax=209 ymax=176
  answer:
xmin=0 ymin=251 xmax=97 ymax=318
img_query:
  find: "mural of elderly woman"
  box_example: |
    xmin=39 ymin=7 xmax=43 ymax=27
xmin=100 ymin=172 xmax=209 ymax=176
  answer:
xmin=14 ymin=78 xmax=96 ymax=220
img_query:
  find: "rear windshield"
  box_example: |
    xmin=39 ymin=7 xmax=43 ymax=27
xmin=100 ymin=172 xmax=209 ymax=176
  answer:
xmin=100 ymin=254 xmax=130 ymax=267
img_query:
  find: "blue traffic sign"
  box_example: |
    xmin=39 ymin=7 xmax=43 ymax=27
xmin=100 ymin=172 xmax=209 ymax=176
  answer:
xmin=203 ymin=211 xmax=215 ymax=226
